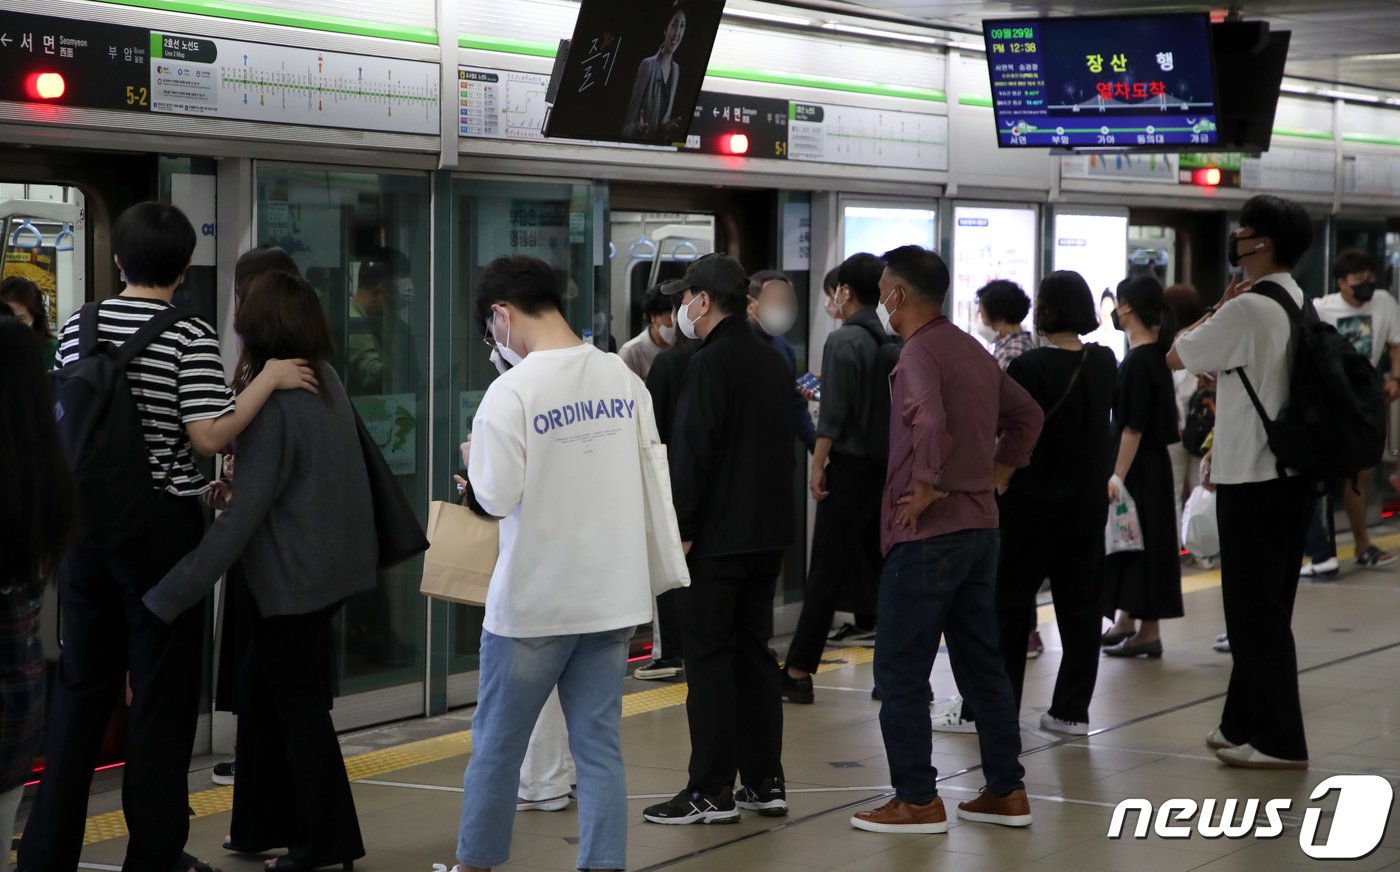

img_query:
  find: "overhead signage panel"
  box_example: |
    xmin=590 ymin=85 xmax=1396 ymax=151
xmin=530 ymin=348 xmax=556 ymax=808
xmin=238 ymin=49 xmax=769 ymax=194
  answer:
xmin=0 ymin=10 xmax=440 ymax=135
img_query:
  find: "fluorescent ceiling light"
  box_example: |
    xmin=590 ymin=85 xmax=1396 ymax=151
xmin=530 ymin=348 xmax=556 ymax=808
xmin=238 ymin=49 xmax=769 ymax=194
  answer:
xmin=1280 ymin=83 xmax=1312 ymax=95
xmin=819 ymin=20 xmax=943 ymax=46
xmin=1317 ymin=89 xmax=1382 ymax=103
xmin=1348 ymin=52 xmax=1400 ymax=62
xmin=950 ymin=40 xmax=986 ymax=53
xmin=724 ymin=8 xmax=812 ymax=27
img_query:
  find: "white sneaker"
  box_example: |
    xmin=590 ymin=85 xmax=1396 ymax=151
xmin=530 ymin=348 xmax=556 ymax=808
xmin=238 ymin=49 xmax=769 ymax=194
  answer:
xmin=1215 ymin=743 xmax=1307 ymax=770
xmin=931 ymin=704 xmax=978 ymax=734
xmin=1300 ymin=557 xmax=1340 ymax=578
xmin=517 ymin=795 xmax=571 ymax=812
xmin=1039 ymin=713 xmax=1089 ymax=736
xmin=1205 ymin=728 xmax=1237 ymax=751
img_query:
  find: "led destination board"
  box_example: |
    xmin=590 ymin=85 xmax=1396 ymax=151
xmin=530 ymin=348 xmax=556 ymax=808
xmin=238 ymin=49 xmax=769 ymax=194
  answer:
xmin=983 ymin=14 xmax=1219 ymax=150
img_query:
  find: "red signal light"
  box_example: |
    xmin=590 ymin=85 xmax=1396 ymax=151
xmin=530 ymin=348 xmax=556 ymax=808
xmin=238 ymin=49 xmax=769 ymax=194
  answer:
xmin=25 ymin=72 xmax=67 ymax=100
xmin=723 ymin=133 xmax=750 ymax=155
xmin=1191 ymin=167 xmax=1222 ymax=187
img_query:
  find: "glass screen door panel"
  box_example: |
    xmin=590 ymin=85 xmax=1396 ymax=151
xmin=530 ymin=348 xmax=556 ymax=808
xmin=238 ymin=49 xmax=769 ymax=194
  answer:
xmin=440 ymin=178 xmax=595 ymax=705
xmin=254 ymin=166 xmax=431 ymax=716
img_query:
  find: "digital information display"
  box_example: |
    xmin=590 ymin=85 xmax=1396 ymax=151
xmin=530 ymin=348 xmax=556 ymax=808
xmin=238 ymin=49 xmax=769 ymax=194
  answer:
xmin=0 ymin=10 xmax=439 ymax=134
xmin=983 ymin=14 xmax=1219 ymax=149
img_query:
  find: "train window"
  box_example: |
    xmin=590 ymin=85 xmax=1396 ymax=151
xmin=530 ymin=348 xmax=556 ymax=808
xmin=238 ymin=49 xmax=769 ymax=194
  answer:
xmin=255 ymin=166 xmax=431 ymax=714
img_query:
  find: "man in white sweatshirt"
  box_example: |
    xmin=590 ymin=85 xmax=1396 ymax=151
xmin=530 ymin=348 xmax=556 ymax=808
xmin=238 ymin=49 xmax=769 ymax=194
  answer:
xmin=451 ymin=255 xmax=653 ymax=872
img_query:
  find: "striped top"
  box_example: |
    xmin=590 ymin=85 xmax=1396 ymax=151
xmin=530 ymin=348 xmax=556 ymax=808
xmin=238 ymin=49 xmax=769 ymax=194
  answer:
xmin=57 ymin=297 xmax=235 ymax=497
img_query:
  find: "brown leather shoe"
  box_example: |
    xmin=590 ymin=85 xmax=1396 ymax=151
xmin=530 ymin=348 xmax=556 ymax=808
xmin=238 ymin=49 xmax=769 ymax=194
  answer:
xmin=957 ymin=788 xmax=1032 ymax=827
xmin=850 ymin=797 xmax=949 ymax=834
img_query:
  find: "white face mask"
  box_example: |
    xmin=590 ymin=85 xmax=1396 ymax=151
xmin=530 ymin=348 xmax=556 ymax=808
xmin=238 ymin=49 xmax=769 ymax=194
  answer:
xmin=678 ymin=295 xmax=703 ymax=340
xmin=656 ymin=322 xmax=677 ymax=346
xmin=975 ymin=320 xmax=999 ymax=343
xmin=489 ymin=347 xmax=511 ymax=376
xmin=758 ymin=305 xmax=798 ymax=337
xmin=394 ymin=277 xmax=415 ymax=308
xmin=491 ymin=308 xmax=524 ymax=369
xmin=876 ymin=287 xmax=902 ymax=335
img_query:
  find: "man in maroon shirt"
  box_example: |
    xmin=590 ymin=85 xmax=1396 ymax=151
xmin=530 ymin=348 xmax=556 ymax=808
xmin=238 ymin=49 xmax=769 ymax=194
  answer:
xmin=851 ymin=245 xmax=1044 ymax=836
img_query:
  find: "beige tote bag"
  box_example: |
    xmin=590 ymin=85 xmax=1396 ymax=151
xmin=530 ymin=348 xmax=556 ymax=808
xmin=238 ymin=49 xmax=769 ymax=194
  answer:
xmin=419 ymin=499 xmax=499 ymax=607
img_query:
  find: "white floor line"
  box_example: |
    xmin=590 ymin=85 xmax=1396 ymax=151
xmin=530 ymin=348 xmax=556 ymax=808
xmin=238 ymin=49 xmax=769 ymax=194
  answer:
xmin=77 ymin=864 xmax=122 ymax=871
xmin=358 ymin=778 xmax=463 ymax=792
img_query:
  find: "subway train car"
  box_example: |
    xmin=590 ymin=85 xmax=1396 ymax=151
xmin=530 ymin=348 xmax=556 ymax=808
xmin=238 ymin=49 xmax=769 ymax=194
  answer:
xmin=1 ymin=0 xmax=1398 ymax=770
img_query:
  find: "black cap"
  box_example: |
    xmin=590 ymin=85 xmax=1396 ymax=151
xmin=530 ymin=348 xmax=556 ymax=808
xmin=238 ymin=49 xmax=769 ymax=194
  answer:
xmin=660 ymin=252 xmax=748 ymax=297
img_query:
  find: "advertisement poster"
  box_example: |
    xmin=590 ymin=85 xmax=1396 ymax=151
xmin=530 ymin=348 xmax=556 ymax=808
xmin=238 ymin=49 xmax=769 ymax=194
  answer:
xmin=352 ymin=394 xmax=417 ymax=476
xmin=1053 ymin=211 xmax=1128 ymax=360
xmin=951 ymin=205 xmax=1038 ymax=340
xmin=459 ymin=390 xmax=486 ymax=445
xmin=545 ymin=0 xmax=726 ymax=147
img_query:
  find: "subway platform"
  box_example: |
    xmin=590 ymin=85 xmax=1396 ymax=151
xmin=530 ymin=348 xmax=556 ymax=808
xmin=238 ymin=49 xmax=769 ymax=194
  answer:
xmin=39 ymin=529 xmax=1400 ymax=872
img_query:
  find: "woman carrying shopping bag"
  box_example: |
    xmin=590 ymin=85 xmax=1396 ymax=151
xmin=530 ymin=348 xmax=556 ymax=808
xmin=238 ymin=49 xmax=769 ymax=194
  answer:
xmin=1102 ymin=276 xmax=1185 ymax=658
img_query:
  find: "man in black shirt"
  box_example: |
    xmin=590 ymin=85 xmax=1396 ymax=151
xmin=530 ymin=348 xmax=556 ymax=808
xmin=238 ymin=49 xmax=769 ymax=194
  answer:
xmin=782 ymin=253 xmax=889 ymax=704
xmin=643 ymin=254 xmax=795 ymax=825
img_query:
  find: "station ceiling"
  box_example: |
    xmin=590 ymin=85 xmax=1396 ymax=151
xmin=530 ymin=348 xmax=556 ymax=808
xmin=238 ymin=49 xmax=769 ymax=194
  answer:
xmin=779 ymin=1 xmax=1400 ymax=92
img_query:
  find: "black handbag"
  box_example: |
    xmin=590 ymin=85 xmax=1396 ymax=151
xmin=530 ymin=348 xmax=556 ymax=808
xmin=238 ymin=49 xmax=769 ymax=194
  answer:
xmin=354 ymin=410 xmax=430 ymax=569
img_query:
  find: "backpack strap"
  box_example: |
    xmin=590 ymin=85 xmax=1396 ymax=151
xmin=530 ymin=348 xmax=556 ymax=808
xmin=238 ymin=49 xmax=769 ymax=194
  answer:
xmin=112 ymin=306 xmax=192 ymax=368
xmin=77 ymin=302 xmax=103 ymax=359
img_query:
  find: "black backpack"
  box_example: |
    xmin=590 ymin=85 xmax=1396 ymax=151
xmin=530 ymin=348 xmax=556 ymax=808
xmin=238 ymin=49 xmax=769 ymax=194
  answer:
xmin=49 ymin=303 xmax=190 ymax=546
xmin=1233 ymin=281 xmax=1386 ymax=485
xmin=851 ymin=320 xmax=903 ymax=466
xmin=1182 ymin=388 xmax=1216 ymax=458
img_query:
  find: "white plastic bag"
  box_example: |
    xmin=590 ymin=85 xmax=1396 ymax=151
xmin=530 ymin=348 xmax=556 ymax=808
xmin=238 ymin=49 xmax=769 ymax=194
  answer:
xmin=1105 ymin=490 xmax=1146 ymax=555
xmin=1181 ymin=485 xmax=1219 ymax=559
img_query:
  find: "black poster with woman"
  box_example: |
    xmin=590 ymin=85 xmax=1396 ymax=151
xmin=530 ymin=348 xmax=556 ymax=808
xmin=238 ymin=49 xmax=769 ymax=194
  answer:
xmin=545 ymin=0 xmax=726 ymax=147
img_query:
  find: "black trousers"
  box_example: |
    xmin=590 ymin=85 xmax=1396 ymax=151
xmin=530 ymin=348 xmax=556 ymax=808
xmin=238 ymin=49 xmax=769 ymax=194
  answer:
xmin=1217 ymin=477 xmax=1314 ymax=761
xmin=679 ymin=553 xmax=785 ymax=795
xmin=993 ymin=510 xmax=1105 ymax=724
xmin=786 ymin=455 xmax=885 ymax=675
xmin=20 ymin=496 xmax=205 ymax=872
xmin=229 ymin=604 xmax=364 ymax=864
xmin=655 ymin=589 xmax=684 ymax=661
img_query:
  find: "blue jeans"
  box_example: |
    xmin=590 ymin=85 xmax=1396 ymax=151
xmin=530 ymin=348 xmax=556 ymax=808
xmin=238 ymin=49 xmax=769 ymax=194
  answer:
xmin=457 ymin=627 xmax=632 ymax=870
xmin=874 ymin=530 xmax=1025 ymax=804
xmin=1304 ymin=495 xmax=1335 ymax=563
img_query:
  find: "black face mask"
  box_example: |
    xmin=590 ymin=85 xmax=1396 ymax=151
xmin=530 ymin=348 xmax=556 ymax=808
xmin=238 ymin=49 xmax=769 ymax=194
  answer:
xmin=1228 ymin=233 xmax=1264 ymax=269
xmin=1110 ymin=309 xmax=1123 ymax=331
xmin=1351 ymin=281 xmax=1378 ymax=303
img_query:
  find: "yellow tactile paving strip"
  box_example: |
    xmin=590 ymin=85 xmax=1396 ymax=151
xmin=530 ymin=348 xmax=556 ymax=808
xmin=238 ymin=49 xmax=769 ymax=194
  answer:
xmin=73 ymin=527 xmax=1399 ymax=847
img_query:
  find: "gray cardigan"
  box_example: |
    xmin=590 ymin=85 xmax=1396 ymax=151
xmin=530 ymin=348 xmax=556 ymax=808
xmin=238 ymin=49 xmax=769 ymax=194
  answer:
xmin=144 ymin=368 xmax=378 ymax=623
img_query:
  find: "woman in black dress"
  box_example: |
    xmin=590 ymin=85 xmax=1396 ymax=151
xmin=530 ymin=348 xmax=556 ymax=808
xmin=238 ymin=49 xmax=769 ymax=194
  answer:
xmin=1103 ymin=275 xmax=1184 ymax=657
xmin=997 ymin=271 xmax=1118 ymax=735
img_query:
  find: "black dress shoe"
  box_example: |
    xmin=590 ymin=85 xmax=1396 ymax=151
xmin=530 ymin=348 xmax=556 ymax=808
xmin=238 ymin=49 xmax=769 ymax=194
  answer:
xmin=780 ymin=669 xmax=814 ymax=705
xmin=1104 ymin=637 xmax=1163 ymax=659
xmin=1101 ymin=630 xmax=1133 ymax=647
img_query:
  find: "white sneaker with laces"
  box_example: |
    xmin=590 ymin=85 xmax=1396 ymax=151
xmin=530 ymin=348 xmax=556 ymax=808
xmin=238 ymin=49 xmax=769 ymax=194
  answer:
xmin=1300 ymin=557 xmax=1340 ymax=578
xmin=1039 ymin=713 xmax=1089 ymax=736
xmin=1215 ymin=743 xmax=1307 ymax=770
xmin=931 ymin=703 xmax=978 ymax=734
xmin=517 ymin=795 xmax=571 ymax=812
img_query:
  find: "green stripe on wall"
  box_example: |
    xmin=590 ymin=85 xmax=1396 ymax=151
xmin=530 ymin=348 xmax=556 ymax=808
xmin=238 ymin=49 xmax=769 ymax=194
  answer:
xmin=958 ymin=95 xmax=993 ymax=107
xmin=459 ymin=34 xmax=945 ymax=103
xmin=1342 ymin=133 xmax=1400 ymax=147
xmin=93 ymin=0 xmax=439 ymax=44
xmin=1271 ymin=127 xmax=1334 ymax=142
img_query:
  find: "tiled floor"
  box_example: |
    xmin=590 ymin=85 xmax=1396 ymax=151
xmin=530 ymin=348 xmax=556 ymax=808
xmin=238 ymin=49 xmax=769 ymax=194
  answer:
xmin=56 ymin=538 xmax=1400 ymax=871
